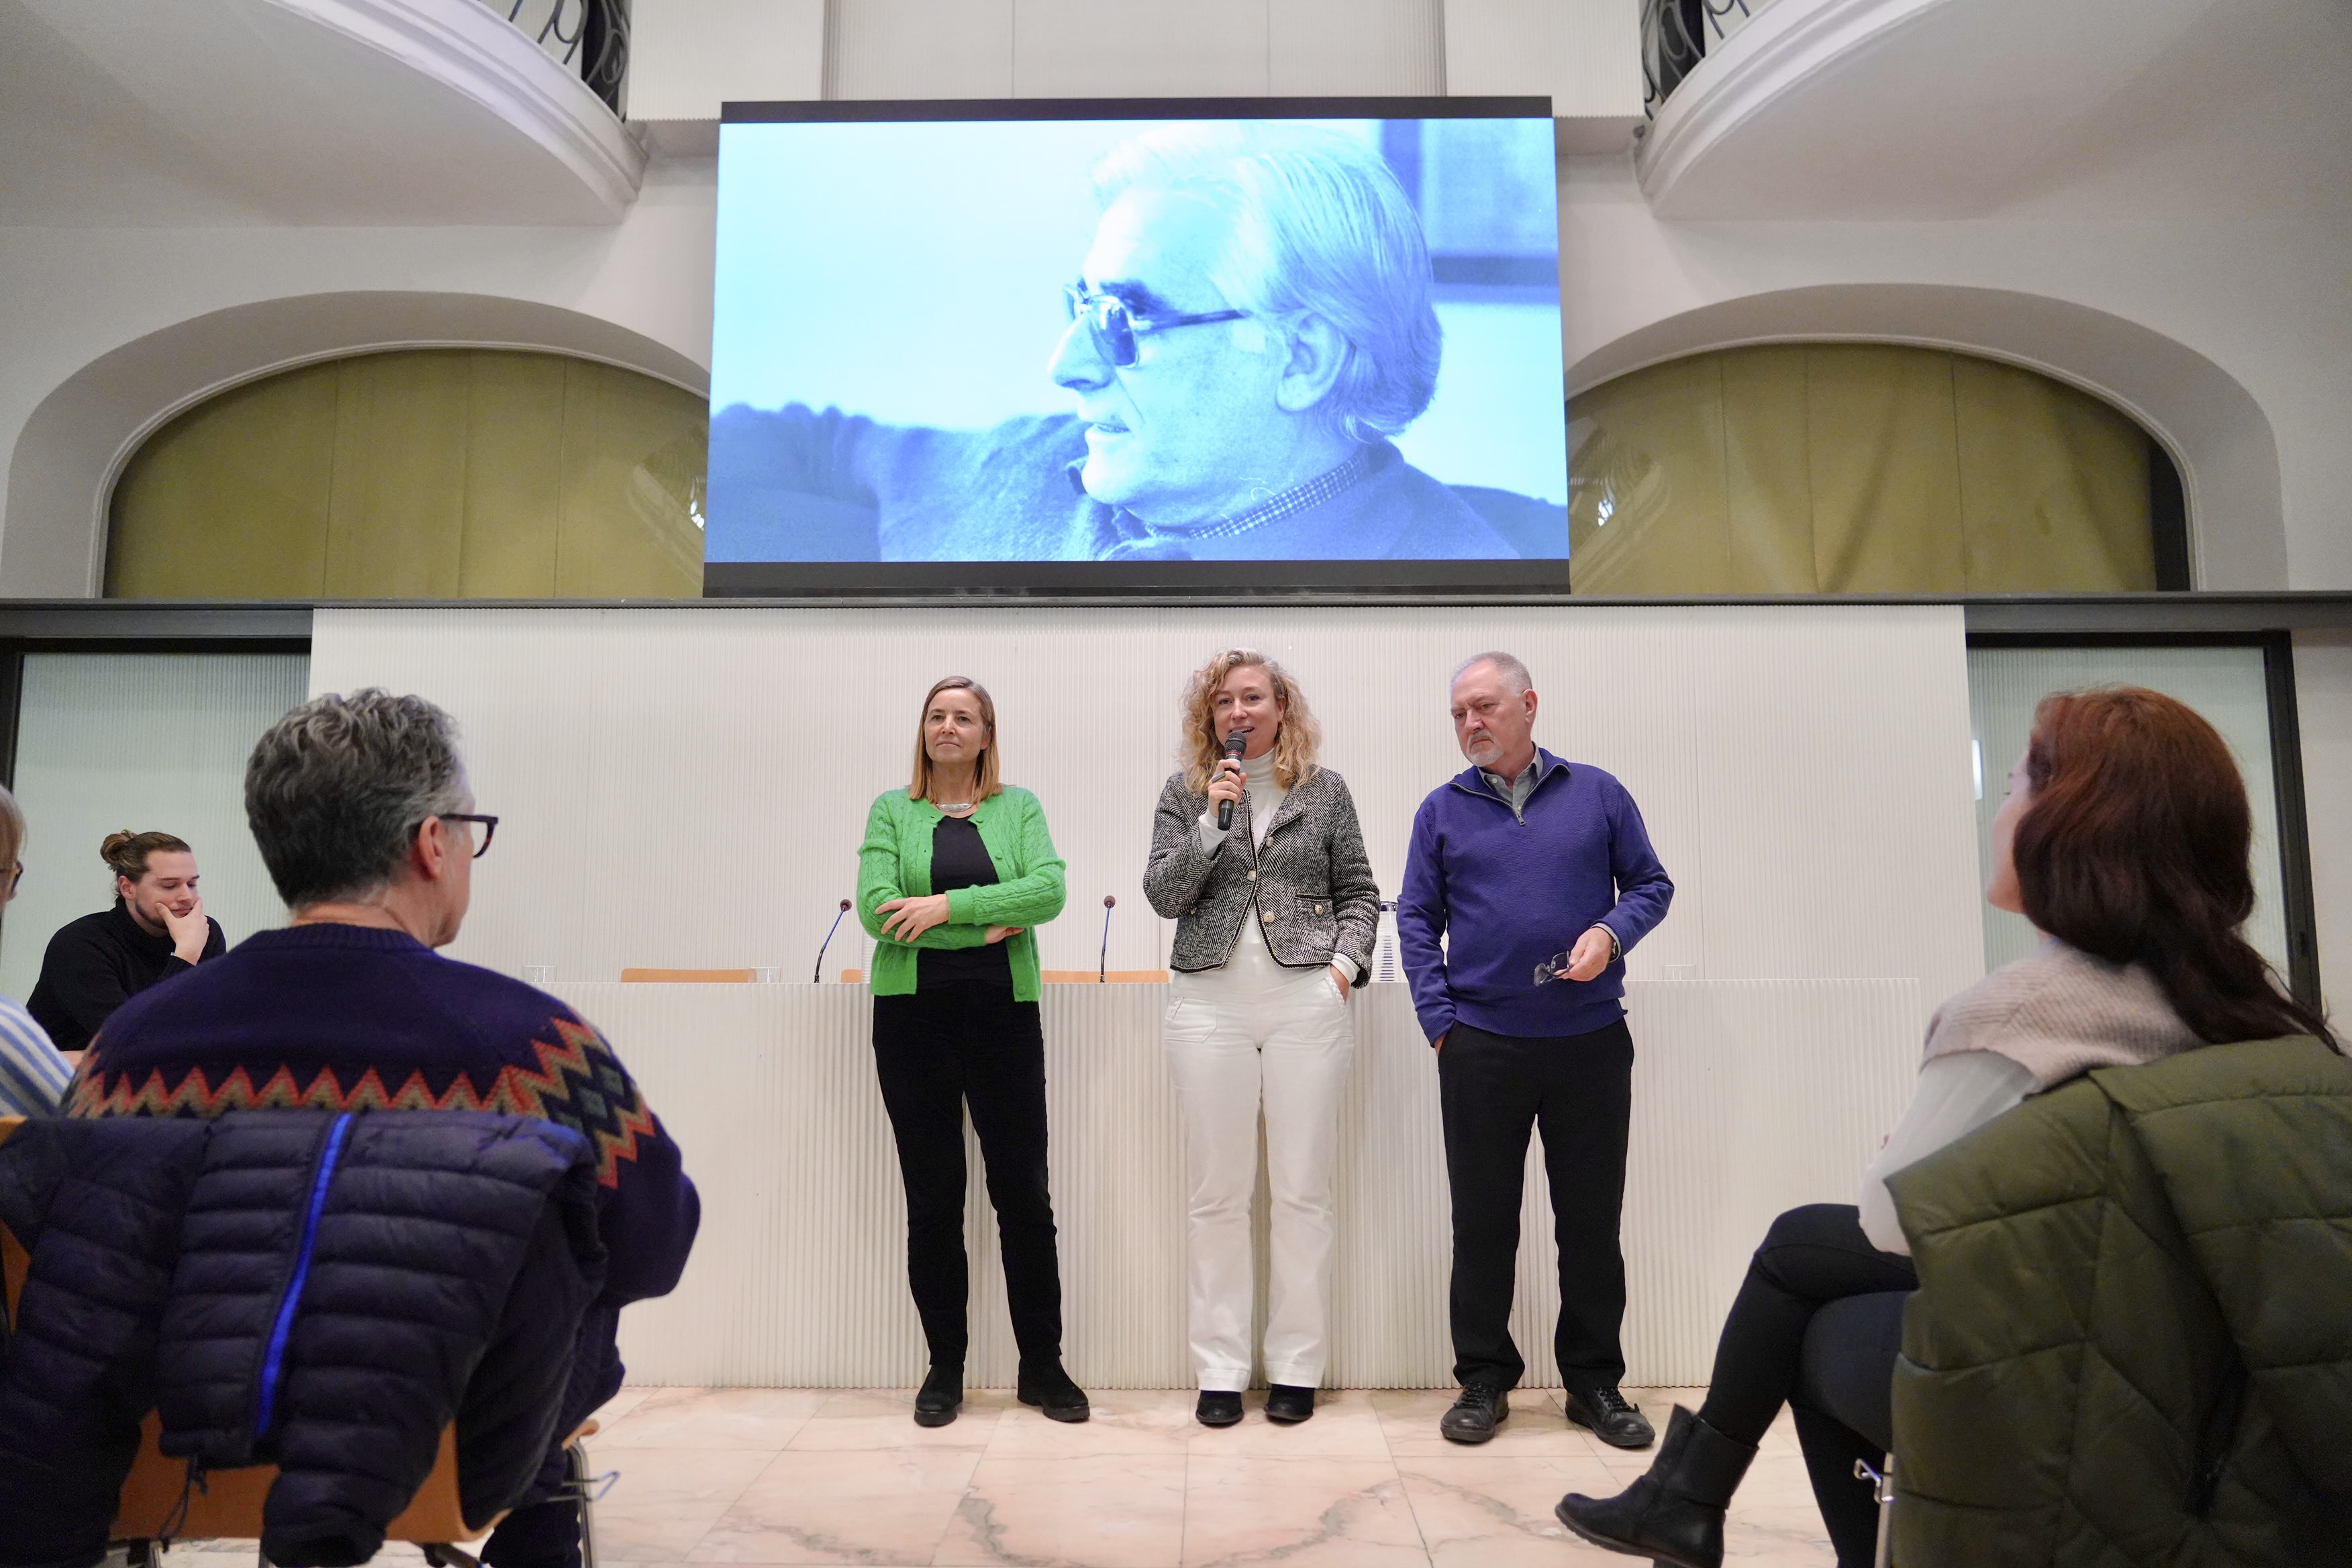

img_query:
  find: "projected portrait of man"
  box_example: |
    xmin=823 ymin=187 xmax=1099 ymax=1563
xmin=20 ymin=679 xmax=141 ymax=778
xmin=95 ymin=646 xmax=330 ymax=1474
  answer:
xmin=709 ymin=127 xmax=1553 ymax=562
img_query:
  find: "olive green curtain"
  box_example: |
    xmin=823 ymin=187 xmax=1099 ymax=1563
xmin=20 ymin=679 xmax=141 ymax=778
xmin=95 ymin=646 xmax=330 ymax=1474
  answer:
xmin=107 ymin=350 xmax=706 ymax=599
xmin=1567 ymin=345 xmax=2156 ymax=594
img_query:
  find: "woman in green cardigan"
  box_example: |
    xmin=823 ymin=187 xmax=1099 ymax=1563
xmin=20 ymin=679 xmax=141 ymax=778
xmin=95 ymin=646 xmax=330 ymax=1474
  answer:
xmin=857 ymin=675 xmax=1087 ymax=1428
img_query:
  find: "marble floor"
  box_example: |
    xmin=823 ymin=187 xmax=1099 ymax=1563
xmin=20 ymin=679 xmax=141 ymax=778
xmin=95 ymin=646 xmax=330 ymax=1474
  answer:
xmin=167 ymin=1385 xmax=1836 ymax=1567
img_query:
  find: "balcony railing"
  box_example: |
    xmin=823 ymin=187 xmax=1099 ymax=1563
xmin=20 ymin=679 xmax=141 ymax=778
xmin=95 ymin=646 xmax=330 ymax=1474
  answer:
xmin=493 ymin=0 xmax=629 ymax=115
xmin=1640 ymin=0 xmax=1764 ymax=117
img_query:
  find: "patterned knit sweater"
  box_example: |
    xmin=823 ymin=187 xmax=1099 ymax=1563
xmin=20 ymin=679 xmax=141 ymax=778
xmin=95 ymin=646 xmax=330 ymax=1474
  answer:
xmin=66 ymin=922 xmax=699 ymax=1413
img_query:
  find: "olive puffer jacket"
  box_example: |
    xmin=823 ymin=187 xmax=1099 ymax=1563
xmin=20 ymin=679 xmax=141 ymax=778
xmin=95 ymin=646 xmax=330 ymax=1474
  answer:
xmin=1887 ymin=1036 xmax=2352 ymax=1567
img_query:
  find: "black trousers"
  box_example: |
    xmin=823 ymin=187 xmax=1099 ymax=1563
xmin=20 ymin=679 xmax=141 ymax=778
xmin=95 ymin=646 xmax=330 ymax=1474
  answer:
xmin=1697 ymin=1203 xmax=1916 ymax=1568
xmin=872 ymin=982 xmax=1064 ymax=1367
xmin=1437 ymin=1018 xmax=1634 ymax=1392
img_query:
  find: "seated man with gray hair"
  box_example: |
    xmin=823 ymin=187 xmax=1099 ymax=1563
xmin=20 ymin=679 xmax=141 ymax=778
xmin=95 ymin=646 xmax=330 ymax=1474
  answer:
xmin=712 ymin=126 xmax=1551 ymax=562
xmin=63 ymin=689 xmax=699 ymax=1568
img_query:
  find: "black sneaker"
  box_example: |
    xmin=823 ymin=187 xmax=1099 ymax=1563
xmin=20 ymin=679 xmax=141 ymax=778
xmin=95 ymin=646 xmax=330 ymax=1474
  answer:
xmin=1016 ymin=1360 xmax=1091 ymax=1423
xmin=1439 ymin=1383 xmax=1510 ymax=1444
xmin=1265 ymin=1384 xmax=1316 ymax=1424
xmin=912 ymin=1364 xmax=962 ymax=1428
xmin=1565 ymin=1384 xmax=1656 ymax=1449
xmin=1196 ymin=1390 xmax=1244 ymax=1427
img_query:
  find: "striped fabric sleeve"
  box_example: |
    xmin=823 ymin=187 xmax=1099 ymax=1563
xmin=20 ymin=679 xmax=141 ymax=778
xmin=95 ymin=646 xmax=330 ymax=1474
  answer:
xmin=0 ymin=994 xmax=70 ymax=1116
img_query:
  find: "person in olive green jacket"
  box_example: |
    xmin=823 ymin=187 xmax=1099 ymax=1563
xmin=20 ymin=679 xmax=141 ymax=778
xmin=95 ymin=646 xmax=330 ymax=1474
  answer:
xmin=1889 ymin=1032 xmax=2352 ymax=1567
xmin=1557 ymin=687 xmax=2339 ymax=1568
xmin=856 ymin=675 xmax=1085 ymax=1430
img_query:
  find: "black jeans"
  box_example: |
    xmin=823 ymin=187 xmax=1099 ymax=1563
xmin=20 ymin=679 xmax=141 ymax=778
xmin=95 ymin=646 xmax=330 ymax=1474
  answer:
xmin=1697 ymin=1203 xmax=1916 ymax=1568
xmin=1437 ymin=1018 xmax=1634 ymax=1392
xmin=872 ymin=982 xmax=1063 ymax=1367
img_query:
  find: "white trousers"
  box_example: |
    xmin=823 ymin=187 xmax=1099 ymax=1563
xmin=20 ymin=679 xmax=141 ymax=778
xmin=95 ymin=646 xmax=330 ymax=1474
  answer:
xmin=1165 ymin=936 xmax=1355 ymax=1391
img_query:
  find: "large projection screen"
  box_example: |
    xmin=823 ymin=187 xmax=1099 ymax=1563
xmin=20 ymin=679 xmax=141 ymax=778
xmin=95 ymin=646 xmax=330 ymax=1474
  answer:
xmin=705 ymin=97 xmax=1567 ymax=595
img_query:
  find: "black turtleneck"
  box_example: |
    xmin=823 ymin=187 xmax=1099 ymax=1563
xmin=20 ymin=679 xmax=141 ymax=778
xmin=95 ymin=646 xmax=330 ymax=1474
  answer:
xmin=26 ymin=898 xmax=227 ymax=1050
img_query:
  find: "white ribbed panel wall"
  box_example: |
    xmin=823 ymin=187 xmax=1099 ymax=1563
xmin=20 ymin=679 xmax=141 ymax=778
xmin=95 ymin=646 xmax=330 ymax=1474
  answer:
xmin=567 ymin=978 xmax=1921 ymax=1389
xmin=307 ymin=603 xmax=1984 ymax=1010
xmin=0 ymin=653 xmax=310 ymax=998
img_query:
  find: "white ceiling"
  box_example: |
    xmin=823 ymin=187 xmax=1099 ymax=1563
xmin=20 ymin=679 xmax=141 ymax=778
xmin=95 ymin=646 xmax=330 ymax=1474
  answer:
xmin=1639 ymin=0 xmax=2352 ymax=220
xmin=0 ymin=0 xmax=642 ymax=226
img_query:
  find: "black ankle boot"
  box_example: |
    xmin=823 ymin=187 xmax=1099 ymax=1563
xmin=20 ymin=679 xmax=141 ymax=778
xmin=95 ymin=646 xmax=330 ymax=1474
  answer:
xmin=1264 ymin=1384 xmax=1316 ymax=1423
xmin=913 ymin=1364 xmax=963 ymax=1428
xmin=1553 ymin=1406 xmax=1756 ymax=1568
xmin=1016 ymin=1359 xmax=1091 ymax=1423
xmin=1195 ymin=1390 xmax=1243 ymax=1427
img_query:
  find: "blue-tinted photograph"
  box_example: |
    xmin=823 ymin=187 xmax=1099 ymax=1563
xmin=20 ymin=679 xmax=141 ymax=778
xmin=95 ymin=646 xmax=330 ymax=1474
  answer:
xmin=708 ymin=113 xmax=1566 ymax=565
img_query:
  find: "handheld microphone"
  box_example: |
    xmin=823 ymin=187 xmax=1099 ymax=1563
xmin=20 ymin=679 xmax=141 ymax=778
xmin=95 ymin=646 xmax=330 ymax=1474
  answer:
xmin=1216 ymin=728 xmax=1250 ymax=830
xmin=813 ymin=898 xmax=852 ymax=983
xmin=1099 ymin=895 xmax=1115 ymax=983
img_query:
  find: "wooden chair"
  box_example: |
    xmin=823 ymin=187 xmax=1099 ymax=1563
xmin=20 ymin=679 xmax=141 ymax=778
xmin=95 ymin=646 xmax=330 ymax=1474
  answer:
xmin=0 ymin=1116 xmax=606 ymax=1568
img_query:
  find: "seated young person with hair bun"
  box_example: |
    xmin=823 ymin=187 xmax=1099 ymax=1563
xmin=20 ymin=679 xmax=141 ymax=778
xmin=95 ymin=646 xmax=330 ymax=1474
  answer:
xmin=28 ymin=828 xmax=225 ymax=1056
xmin=1555 ymin=686 xmax=2340 ymax=1568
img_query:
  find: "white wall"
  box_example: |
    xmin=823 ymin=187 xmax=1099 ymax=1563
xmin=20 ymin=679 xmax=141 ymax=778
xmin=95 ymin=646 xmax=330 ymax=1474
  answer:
xmin=7 ymin=151 xmax=2349 ymax=593
xmin=303 ymin=602 xmax=1986 ymax=1007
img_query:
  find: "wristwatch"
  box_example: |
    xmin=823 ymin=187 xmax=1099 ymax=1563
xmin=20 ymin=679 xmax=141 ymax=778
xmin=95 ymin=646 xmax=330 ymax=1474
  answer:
xmin=1594 ymin=924 xmax=1622 ymax=965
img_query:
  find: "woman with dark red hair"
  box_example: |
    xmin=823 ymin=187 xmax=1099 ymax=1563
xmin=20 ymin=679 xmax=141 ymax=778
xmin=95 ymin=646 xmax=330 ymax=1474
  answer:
xmin=1555 ymin=687 xmax=2337 ymax=1568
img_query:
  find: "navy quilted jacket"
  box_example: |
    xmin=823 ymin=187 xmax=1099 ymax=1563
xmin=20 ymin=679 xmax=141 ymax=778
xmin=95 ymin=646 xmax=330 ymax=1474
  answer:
xmin=0 ymin=1110 xmax=605 ymax=1568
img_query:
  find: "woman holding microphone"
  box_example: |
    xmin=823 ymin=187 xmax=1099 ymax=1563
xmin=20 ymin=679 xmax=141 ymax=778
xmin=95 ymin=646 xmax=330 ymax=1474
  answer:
xmin=859 ymin=675 xmax=1087 ymax=1428
xmin=1145 ymin=648 xmax=1379 ymax=1427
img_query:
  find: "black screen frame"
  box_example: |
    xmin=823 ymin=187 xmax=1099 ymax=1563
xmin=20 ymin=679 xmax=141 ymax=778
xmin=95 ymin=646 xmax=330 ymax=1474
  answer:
xmin=706 ymin=95 xmax=1568 ymax=600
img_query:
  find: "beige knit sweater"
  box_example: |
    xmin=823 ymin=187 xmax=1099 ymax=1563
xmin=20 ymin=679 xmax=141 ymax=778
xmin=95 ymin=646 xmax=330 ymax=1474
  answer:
xmin=1924 ymin=936 xmax=2204 ymax=1088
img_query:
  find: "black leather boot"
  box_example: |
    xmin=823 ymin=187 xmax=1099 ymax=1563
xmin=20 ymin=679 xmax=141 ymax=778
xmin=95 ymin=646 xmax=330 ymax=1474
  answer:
xmin=1016 ymin=1359 xmax=1091 ymax=1423
xmin=1195 ymin=1391 xmax=1243 ymax=1427
xmin=913 ymin=1364 xmax=962 ymax=1428
xmin=1553 ymin=1405 xmax=1755 ymax=1568
xmin=1264 ymin=1384 xmax=1316 ymax=1423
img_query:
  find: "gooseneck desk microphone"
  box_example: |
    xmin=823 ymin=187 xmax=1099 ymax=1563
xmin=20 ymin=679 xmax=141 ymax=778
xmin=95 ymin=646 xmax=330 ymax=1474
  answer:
xmin=814 ymin=898 xmax=852 ymax=983
xmin=1099 ymin=895 xmax=1115 ymax=983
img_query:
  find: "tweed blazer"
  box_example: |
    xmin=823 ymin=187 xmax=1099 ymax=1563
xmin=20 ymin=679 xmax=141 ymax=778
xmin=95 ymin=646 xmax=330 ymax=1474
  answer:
xmin=1144 ymin=765 xmax=1380 ymax=979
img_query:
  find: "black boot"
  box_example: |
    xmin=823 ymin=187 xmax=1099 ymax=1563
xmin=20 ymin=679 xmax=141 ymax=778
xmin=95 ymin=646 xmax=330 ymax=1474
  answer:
xmin=1553 ymin=1406 xmax=1756 ymax=1568
xmin=913 ymin=1364 xmax=963 ymax=1428
xmin=1264 ymin=1384 xmax=1316 ymax=1424
xmin=1016 ymin=1359 xmax=1091 ymax=1423
xmin=1195 ymin=1391 xmax=1243 ymax=1427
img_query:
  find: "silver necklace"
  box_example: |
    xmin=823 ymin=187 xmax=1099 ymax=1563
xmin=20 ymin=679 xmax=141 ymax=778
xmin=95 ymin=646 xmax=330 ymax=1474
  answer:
xmin=934 ymin=801 xmax=973 ymax=814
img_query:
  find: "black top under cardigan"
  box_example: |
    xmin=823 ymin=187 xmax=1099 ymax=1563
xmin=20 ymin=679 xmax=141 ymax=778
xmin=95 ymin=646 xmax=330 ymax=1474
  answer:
xmin=919 ymin=816 xmax=1012 ymax=989
xmin=27 ymin=899 xmax=226 ymax=1050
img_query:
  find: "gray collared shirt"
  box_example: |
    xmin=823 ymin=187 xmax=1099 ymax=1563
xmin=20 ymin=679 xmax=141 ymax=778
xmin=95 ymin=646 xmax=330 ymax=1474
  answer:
xmin=1479 ymin=760 xmax=1540 ymax=819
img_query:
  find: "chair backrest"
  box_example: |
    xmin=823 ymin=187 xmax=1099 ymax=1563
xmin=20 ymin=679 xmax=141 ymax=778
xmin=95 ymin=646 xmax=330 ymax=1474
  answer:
xmin=0 ymin=1114 xmax=488 ymax=1546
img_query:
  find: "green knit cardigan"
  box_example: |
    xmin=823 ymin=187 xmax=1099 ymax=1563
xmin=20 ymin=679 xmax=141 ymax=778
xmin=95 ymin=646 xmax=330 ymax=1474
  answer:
xmin=855 ymin=785 xmax=1066 ymax=1000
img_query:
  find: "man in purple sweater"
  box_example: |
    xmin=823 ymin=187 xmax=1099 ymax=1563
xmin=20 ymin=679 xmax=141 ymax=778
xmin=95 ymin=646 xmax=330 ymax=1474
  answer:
xmin=1398 ymin=652 xmax=1673 ymax=1451
xmin=70 ymin=690 xmax=699 ymax=1568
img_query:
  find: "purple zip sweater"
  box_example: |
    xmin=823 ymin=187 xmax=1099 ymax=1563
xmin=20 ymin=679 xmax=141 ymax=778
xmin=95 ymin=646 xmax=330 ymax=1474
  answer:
xmin=1398 ymin=748 xmax=1673 ymax=1043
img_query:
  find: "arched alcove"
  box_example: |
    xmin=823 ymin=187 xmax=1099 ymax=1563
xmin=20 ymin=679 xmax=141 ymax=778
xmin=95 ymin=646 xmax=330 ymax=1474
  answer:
xmin=1565 ymin=283 xmax=2287 ymax=590
xmin=1 ymin=292 xmax=707 ymax=597
xmin=1568 ymin=342 xmax=2182 ymax=594
xmin=105 ymin=348 xmax=704 ymax=599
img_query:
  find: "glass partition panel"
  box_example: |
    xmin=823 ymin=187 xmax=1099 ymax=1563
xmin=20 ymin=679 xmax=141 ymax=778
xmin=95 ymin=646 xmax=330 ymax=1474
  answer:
xmin=1967 ymin=644 xmax=2287 ymax=979
xmin=0 ymin=652 xmax=309 ymax=1003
